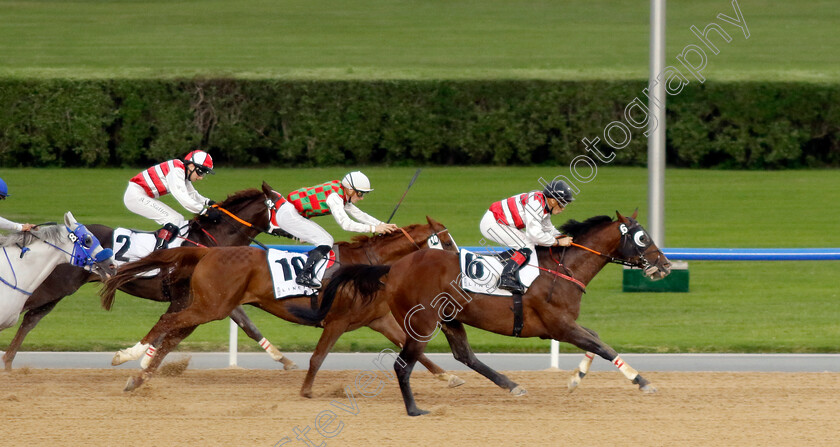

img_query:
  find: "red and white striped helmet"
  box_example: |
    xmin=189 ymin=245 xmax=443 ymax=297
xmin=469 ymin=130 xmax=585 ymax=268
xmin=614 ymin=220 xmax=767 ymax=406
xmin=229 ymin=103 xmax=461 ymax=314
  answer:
xmin=184 ymin=150 xmax=215 ymax=175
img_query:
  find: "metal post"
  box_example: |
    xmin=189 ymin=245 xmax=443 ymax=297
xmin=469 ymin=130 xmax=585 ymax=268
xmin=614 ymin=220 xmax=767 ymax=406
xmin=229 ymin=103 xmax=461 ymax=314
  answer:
xmin=228 ymin=318 xmax=238 ymax=367
xmin=648 ymin=0 xmax=666 ymax=246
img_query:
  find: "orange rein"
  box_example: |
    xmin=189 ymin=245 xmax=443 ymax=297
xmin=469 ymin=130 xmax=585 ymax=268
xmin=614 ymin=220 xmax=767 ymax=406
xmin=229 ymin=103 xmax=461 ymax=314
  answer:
xmin=211 ymin=204 xmax=256 ymax=228
xmin=398 ymin=227 xmax=420 ymax=249
xmin=569 ymin=241 xmax=604 ymax=256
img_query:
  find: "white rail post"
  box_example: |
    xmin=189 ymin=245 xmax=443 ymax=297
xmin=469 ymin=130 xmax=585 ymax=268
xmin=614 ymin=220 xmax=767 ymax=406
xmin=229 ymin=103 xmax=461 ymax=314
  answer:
xmin=228 ymin=318 xmax=238 ymax=367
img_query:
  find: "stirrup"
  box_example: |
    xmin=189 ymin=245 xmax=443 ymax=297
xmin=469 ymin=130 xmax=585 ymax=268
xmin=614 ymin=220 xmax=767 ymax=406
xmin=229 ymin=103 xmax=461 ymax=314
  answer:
xmin=295 ymin=272 xmax=321 ymax=288
xmin=498 ymin=275 xmax=525 ymax=294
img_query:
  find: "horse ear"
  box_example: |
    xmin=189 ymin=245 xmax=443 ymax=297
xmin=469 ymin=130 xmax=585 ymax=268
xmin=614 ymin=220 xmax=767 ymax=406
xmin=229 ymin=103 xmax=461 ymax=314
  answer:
xmin=261 ymin=181 xmax=273 ymax=196
xmin=615 ymin=210 xmax=627 ymax=223
xmin=426 ymin=215 xmax=441 ymax=228
xmin=64 ymin=211 xmax=78 ymax=228
xmin=631 ymin=208 xmax=639 ymax=219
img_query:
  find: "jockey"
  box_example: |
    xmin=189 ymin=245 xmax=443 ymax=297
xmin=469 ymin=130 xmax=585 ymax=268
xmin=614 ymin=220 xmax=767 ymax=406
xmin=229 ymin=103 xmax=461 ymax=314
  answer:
xmin=479 ymin=180 xmax=575 ymax=294
xmin=123 ymin=150 xmax=215 ymax=250
xmin=269 ymin=171 xmax=399 ymax=289
xmin=0 ymin=178 xmax=35 ymax=232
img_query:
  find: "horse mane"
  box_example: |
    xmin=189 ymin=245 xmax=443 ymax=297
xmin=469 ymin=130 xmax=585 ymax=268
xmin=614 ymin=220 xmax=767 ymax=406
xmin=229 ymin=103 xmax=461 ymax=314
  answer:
xmin=337 ymin=223 xmax=424 ymax=249
xmin=0 ymin=225 xmax=64 ymax=247
xmin=216 ymin=188 xmax=262 ymax=209
xmin=558 ymin=215 xmax=613 ymax=238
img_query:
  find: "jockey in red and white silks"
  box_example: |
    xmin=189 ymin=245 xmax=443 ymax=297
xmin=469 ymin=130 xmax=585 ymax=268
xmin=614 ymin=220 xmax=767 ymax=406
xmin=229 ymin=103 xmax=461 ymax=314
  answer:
xmin=269 ymin=171 xmax=399 ymax=288
xmin=123 ymin=150 xmax=215 ymax=249
xmin=479 ymin=180 xmax=575 ymax=294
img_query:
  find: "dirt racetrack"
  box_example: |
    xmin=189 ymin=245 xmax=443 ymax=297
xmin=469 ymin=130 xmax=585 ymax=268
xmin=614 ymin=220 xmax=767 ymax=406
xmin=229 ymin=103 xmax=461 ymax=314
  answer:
xmin=1 ymin=366 xmax=838 ymax=447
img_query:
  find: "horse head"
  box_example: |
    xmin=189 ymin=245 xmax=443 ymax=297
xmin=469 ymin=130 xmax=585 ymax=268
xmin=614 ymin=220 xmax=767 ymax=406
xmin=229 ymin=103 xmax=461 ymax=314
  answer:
xmin=557 ymin=211 xmax=671 ymax=281
xmin=63 ymin=211 xmax=116 ymax=280
xmin=189 ymin=183 xmax=282 ymax=244
xmin=612 ymin=210 xmax=671 ymax=280
xmin=419 ymin=216 xmax=459 ymax=252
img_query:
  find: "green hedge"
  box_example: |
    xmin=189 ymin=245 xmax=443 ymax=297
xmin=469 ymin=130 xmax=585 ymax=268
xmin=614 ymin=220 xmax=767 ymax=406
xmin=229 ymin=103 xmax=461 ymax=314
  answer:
xmin=1 ymin=79 xmax=838 ymax=168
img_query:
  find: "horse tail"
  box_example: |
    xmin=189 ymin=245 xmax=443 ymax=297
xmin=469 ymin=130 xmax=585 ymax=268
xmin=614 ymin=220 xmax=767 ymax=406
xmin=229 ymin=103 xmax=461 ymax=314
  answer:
xmin=288 ymin=264 xmax=392 ymax=325
xmin=99 ymin=247 xmax=211 ymax=311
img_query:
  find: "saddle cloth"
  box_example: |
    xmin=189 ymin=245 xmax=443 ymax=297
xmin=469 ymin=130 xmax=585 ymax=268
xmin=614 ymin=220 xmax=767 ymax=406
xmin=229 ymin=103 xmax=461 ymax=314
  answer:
xmin=112 ymin=227 xmax=185 ymax=267
xmin=458 ymin=248 xmax=540 ymax=296
xmin=267 ymin=248 xmax=336 ymax=299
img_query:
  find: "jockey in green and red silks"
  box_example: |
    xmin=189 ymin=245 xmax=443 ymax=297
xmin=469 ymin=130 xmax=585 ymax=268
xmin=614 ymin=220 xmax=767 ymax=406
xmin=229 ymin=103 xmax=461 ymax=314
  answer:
xmin=268 ymin=171 xmax=398 ymax=289
xmin=479 ymin=180 xmax=575 ymax=294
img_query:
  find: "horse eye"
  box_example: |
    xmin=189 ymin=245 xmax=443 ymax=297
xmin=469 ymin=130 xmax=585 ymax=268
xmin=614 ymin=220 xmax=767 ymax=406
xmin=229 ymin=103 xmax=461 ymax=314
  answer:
xmin=633 ymin=231 xmax=647 ymax=246
xmin=84 ymin=234 xmax=93 ymax=247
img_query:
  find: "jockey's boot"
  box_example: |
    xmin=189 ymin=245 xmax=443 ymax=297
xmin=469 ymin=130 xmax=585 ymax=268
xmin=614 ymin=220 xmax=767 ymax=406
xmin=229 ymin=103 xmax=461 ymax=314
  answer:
xmin=295 ymin=245 xmax=332 ymax=289
xmin=497 ymin=248 xmax=531 ymax=294
xmin=153 ymin=223 xmax=180 ymax=251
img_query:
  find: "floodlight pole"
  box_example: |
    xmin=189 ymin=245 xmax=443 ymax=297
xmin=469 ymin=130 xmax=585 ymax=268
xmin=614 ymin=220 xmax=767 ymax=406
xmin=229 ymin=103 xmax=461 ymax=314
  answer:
xmin=648 ymin=0 xmax=666 ymax=246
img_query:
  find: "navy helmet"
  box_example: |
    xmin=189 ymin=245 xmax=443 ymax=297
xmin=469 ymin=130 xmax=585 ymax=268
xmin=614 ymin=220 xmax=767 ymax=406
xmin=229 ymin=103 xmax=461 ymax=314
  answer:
xmin=542 ymin=180 xmax=574 ymax=206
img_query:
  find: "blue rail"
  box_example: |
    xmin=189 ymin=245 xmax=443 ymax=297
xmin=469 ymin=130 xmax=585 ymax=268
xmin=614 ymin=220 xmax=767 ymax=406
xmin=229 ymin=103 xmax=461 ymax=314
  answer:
xmin=260 ymin=245 xmax=840 ymax=261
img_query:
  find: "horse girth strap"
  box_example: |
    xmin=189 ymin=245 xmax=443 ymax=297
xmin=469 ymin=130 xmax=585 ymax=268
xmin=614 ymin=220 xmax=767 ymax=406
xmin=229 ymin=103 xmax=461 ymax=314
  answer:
xmin=512 ymin=293 xmax=524 ymax=337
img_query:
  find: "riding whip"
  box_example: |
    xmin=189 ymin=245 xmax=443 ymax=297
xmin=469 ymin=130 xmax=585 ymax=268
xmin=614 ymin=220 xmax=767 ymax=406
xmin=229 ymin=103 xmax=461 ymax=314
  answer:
xmin=387 ymin=169 xmax=421 ymax=223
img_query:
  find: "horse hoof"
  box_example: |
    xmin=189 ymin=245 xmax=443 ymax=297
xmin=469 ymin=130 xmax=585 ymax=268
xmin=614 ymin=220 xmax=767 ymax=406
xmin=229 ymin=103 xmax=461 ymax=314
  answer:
xmin=568 ymin=368 xmax=585 ymax=393
xmin=282 ymin=361 xmax=300 ymax=371
xmin=640 ymin=383 xmax=658 ymax=394
xmin=510 ymin=386 xmax=528 ymax=396
xmin=448 ymin=375 xmax=465 ymax=388
xmin=300 ymin=390 xmax=313 ymax=399
xmin=408 ymin=409 xmax=430 ymax=417
xmin=124 ymin=376 xmax=143 ymax=392
xmin=111 ymin=351 xmax=129 ymax=366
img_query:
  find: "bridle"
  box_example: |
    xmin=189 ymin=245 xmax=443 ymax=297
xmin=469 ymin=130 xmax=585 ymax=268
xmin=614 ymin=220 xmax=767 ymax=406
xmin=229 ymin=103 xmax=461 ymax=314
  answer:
xmin=541 ymin=219 xmax=663 ymax=291
xmin=567 ymin=220 xmax=662 ymax=271
xmin=179 ymin=196 xmax=277 ymax=248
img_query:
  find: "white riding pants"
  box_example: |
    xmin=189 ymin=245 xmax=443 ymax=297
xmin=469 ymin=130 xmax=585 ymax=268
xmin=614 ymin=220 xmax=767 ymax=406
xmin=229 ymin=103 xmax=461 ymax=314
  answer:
xmin=123 ymin=182 xmax=186 ymax=227
xmin=274 ymin=201 xmax=334 ymax=246
xmin=479 ymin=210 xmax=534 ymax=252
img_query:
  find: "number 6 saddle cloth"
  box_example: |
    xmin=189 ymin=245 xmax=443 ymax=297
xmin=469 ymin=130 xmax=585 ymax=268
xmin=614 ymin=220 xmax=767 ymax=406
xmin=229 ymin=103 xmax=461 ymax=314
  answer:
xmin=458 ymin=248 xmax=540 ymax=297
xmin=267 ymin=247 xmax=337 ymax=299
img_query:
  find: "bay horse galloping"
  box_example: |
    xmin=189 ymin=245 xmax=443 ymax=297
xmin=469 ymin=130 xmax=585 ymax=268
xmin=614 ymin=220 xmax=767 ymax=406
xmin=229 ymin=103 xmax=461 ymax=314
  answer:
xmin=100 ymin=217 xmax=465 ymax=395
xmin=321 ymin=211 xmax=671 ymax=415
xmin=2 ymin=182 xmax=296 ymax=371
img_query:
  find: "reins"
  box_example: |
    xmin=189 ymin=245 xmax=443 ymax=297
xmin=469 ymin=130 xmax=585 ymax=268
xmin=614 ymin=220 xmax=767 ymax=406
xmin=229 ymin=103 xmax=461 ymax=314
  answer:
xmin=0 ymin=247 xmax=32 ymax=295
xmin=185 ymin=202 xmax=274 ymax=248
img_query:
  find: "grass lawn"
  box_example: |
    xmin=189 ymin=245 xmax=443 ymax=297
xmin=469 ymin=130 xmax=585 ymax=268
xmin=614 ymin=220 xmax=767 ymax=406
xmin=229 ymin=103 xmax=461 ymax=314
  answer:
xmin=0 ymin=0 xmax=837 ymax=81
xmin=1 ymin=166 xmax=838 ymax=353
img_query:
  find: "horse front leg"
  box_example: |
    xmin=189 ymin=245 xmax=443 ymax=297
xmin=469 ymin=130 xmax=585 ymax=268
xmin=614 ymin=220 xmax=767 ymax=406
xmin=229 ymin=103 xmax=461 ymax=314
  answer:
xmin=125 ymin=326 xmax=195 ymax=392
xmin=560 ymin=324 xmax=656 ymax=394
xmin=3 ymin=301 xmax=58 ymax=371
xmin=367 ymin=314 xmax=465 ymax=388
xmin=230 ymin=306 xmax=297 ymax=370
xmin=112 ymin=298 xmax=188 ymax=366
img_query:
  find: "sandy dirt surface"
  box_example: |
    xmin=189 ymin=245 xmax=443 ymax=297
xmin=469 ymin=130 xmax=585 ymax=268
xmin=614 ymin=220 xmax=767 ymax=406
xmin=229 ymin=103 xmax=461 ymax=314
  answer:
xmin=1 ymin=366 xmax=838 ymax=447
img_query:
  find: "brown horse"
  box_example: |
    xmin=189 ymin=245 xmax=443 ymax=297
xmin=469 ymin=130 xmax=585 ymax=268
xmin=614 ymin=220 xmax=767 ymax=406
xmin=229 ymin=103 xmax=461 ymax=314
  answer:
xmin=2 ymin=182 xmax=297 ymax=371
xmin=100 ymin=217 xmax=465 ymax=395
xmin=319 ymin=211 xmax=672 ymax=415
